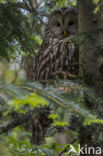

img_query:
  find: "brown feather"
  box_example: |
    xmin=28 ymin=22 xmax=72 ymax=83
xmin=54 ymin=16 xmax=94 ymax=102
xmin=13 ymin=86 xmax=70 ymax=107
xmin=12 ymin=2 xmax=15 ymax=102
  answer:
xmin=32 ymin=7 xmax=79 ymax=80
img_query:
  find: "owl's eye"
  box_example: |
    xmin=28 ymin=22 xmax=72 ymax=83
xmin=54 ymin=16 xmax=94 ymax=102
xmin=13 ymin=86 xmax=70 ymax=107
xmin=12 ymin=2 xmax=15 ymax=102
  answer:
xmin=56 ymin=22 xmax=61 ymax=27
xmin=68 ymin=21 xmax=74 ymax=26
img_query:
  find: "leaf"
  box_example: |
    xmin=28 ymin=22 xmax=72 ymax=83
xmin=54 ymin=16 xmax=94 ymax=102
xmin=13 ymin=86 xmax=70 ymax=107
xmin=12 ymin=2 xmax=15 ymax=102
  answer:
xmin=93 ymin=0 xmax=100 ymax=4
xmin=32 ymin=35 xmax=42 ymax=45
xmin=53 ymin=121 xmax=68 ymax=127
xmin=8 ymin=93 xmax=48 ymax=112
xmin=49 ymin=114 xmax=58 ymax=120
xmin=83 ymin=118 xmax=103 ymax=126
xmin=94 ymin=6 xmax=100 ymax=14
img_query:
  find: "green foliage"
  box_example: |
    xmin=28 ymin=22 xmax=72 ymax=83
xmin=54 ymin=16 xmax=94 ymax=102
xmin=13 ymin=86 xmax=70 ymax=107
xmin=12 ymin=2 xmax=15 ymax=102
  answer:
xmin=0 ymin=63 xmax=26 ymax=84
xmin=5 ymin=130 xmax=51 ymax=156
xmin=93 ymin=0 xmax=100 ymax=4
xmin=0 ymin=0 xmax=45 ymax=60
xmin=8 ymin=93 xmax=48 ymax=113
xmin=84 ymin=118 xmax=103 ymax=126
xmin=93 ymin=0 xmax=103 ymax=14
xmin=0 ymin=78 xmax=103 ymax=156
xmin=0 ymin=80 xmax=94 ymax=118
xmin=0 ymin=76 xmax=103 ymax=155
xmin=45 ymin=0 xmax=76 ymax=9
xmin=0 ymin=79 xmax=103 ymax=126
xmin=53 ymin=121 xmax=68 ymax=127
xmin=94 ymin=5 xmax=100 ymax=13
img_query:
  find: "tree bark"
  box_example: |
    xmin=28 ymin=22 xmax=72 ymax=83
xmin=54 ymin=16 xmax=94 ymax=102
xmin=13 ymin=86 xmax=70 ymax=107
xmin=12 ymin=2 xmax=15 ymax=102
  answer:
xmin=25 ymin=55 xmax=34 ymax=81
xmin=78 ymin=0 xmax=103 ymax=86
xmin=77 ymin=0 xmax=103 ymax=155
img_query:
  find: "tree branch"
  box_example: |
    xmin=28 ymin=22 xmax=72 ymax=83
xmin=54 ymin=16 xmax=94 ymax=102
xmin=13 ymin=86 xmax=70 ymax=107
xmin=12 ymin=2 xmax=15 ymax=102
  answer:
xmin=0 ymin=2 xmax=34 ymax=14
xmin=58 ymin=135 xmax=80 ymax=156
xmin=0 ymin=113 xmax=31 ymax=134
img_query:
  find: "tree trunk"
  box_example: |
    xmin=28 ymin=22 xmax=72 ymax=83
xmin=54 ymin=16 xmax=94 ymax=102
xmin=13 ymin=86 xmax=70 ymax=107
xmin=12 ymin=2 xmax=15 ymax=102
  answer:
xmin=96 ymin=1 xmax=103 ymax=87
xmin=77 ymin=0 xmax=103 ymax=155
xmin=25 ymin=55 xmax=34 ymax=81
xmin=78 ymin=0 xmax=103 ymax=86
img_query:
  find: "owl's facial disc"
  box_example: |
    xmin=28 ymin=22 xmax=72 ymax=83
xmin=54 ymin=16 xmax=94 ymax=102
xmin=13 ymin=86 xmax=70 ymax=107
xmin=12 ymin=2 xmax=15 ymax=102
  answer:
xmin=64 ymin=12 xmax=78 ymax=35
xmin=48 ymin=10 xmax=78 ymax=38
xmin=48 ymin=12 xmax=64 ymax=37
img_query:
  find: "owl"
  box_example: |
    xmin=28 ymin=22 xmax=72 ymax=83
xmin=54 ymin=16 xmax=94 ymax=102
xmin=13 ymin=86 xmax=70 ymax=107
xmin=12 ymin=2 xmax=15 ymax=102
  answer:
xmin=32 ymin=7 xmax=79 ymax=80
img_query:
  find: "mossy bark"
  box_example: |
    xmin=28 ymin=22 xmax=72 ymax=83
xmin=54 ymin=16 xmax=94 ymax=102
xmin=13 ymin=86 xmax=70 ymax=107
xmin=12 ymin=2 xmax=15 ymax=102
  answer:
xmin=78 ymin=0 xmax=103 ymax=86
xmin=77 ymin=0 xmax=103 ymax=155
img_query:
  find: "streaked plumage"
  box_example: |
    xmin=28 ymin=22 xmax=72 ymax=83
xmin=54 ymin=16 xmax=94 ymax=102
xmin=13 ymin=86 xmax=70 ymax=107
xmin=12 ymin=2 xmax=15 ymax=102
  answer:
xmin=32 ymin=7 xmax=79 ymax=80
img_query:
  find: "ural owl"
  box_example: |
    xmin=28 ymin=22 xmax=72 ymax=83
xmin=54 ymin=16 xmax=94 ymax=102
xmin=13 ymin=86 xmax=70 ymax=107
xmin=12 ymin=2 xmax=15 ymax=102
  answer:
xmin=32 ymin=7 xmax=79 ymax=80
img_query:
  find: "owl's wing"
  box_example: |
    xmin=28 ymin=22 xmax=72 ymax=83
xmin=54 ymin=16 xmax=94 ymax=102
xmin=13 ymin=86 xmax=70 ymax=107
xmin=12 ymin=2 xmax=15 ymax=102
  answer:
xmin=32 ymin=35 xmax=79 ymax=80
xmin=32 ymin=34 xmax=55 ymax=80
xmin=32 ymin=35 xmax=66 ymax=80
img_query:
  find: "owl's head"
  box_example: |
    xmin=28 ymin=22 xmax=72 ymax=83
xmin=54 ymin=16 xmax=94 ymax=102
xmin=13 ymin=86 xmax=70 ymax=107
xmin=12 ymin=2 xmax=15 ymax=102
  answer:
xmin=48 ymin=7 xmax=78 ymax=38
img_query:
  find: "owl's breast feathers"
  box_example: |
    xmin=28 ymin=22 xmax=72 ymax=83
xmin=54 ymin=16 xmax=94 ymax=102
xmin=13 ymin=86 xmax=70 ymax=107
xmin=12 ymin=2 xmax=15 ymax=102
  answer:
xmin=32 ymin=31 xmax=79 ymax=80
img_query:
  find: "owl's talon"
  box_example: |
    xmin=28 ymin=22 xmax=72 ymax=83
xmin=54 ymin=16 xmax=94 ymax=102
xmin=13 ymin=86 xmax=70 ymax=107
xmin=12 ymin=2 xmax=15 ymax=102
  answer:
xmin=53 ymin=71 xmax=78 ymax=79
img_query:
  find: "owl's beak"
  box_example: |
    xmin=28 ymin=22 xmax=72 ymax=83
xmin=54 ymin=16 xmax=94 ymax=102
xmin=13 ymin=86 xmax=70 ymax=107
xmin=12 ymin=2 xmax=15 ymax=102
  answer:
xmin=64 ymin=31 xmax=67 ymax=37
